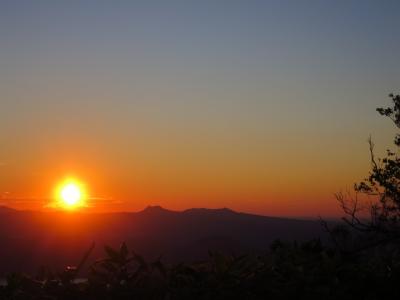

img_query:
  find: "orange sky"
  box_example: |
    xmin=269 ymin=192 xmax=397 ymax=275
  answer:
xmin=0 ymin=131 xmax=388 ymax=217
xmin=1 ymin=1 xmax=399 ymax=217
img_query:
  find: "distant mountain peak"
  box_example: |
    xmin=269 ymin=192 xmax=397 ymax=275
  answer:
xmin=141 ymin=205 xmax=173 ymax=214
xmin=183 ymin=207 xmax=237 ymax=215
xmin=139 ymin=206 xmax=237 ymax=216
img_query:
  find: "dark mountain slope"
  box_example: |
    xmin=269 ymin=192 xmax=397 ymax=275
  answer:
xmin=0 ymin=206 xmax=325 ymax=274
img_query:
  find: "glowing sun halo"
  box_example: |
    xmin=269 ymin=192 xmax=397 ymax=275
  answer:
xmin=56 ymin=180 xmax=87 ymax=209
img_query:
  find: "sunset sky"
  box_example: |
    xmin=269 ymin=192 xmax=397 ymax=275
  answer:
xmin=0 ymin=1 xmax=399 ymax=216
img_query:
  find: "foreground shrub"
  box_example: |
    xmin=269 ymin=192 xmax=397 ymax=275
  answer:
xmin=1 ymin=239 xmax=400 ymax=300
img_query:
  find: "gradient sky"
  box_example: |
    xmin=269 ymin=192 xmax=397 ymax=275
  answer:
xmin=0 ymin=0 xmax=399 ymax=216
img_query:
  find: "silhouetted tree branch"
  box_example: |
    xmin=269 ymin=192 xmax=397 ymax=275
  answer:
xmin=334 ymin=93 xmax=400 ymax=252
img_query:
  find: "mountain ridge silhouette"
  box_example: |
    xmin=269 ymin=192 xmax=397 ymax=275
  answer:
xmin=0 ymin=205 xmax=326 ymax=274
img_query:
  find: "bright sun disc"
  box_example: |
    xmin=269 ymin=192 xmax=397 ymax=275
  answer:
xmin=56 ymin=180 xmax=87 ymax=209
xmin=61 ymin=183 xmax=81 ymax=206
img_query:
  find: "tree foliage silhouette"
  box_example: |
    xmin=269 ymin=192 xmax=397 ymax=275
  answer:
xmin=337 ymin=93 xmax=400 ymax=249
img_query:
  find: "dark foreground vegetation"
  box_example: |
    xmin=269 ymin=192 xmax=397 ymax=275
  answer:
xmin=2 ymin=94 xmax=400 ymax=299
xmin=1 ymin=238 xmax=400 ymax=300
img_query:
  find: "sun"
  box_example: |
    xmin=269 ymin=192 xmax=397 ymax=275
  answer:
xmin=55 ymin=179 xmax=87 ymax=210
xmin=61 ymin=183 xmax=82 ymax=206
